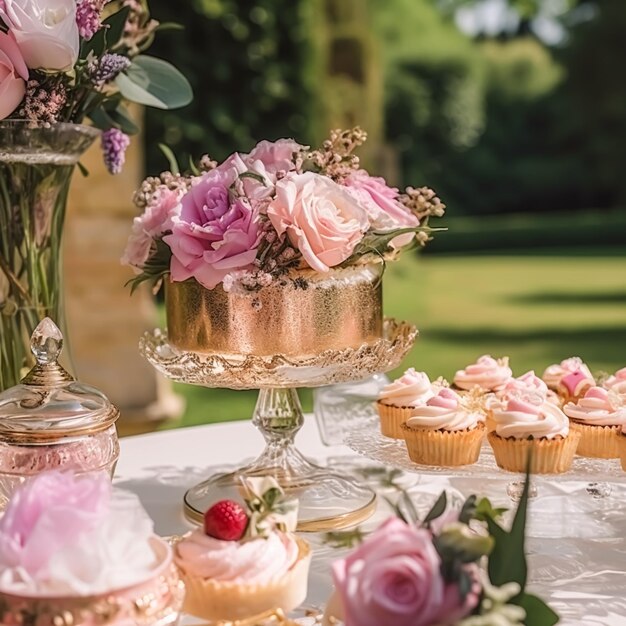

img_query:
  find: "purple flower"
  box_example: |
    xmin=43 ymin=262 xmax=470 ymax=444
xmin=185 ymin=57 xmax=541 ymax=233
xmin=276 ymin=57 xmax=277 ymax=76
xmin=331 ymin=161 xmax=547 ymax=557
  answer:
xmin=87 ymin=53 xmax=131 ymax=86
xmin=101 ymin=128 xmax=130 ymax=175
xmin=76 ymin=0 xmax=104 ymax=40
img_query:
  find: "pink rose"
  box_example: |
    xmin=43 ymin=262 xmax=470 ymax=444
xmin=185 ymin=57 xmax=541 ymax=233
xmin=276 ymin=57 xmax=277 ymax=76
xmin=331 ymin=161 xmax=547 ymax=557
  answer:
xmin=0 ymin=0 xmax=79 ymax=71
xmin=267 ymin=172 xmax=369 ymax=272
xmin=122 ymin=188 xmax=182 ymax=270
xmin=0 ymin=472 xmax=110 ymax=579
xmin=164 ymin=163 xmax=262 ymax=289
xmin=331 ymin=518 xmax=445 ymax=626
xmin=0 ymin=30 xmax=27 ymax=120
xmin=344 ymin=170 xmax=419 ymax=247
xmin=245 ymin=138 xmax=306 ymax=178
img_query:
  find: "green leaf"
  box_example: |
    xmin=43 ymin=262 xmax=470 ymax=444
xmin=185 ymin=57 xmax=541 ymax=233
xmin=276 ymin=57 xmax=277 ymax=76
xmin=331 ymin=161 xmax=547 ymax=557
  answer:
xmin=116 ymin=55 xmax=193 ymax=110
xmin=458 ymin=495 xmax=477 ymax=524
xmin=474 ymin=497 xmax=508 ymax=523
xmin=159 ymin=144 xmax=180 ymax=175
xmin=518 ymin=593 xmax=560 ymax=626
xmin=156 ymin=22 xmax=184 ymax=31
xmin=89 ymin=105 xmax=139 ymax=135
xmin=423 ymin=491 xmax=448 ymax=526
xmin=104 ymin=6 xmax=131 ymax=49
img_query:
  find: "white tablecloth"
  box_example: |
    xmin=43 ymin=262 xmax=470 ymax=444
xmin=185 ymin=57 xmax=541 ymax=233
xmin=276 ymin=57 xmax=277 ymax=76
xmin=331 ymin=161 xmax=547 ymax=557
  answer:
xmin=117 ymin=416 xmax=626 ymax=625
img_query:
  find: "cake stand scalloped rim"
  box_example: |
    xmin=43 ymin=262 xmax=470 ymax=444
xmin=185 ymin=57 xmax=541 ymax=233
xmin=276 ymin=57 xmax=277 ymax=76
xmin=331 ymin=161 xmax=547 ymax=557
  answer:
xmin=139 ymin=317 xmax=417 ymax=390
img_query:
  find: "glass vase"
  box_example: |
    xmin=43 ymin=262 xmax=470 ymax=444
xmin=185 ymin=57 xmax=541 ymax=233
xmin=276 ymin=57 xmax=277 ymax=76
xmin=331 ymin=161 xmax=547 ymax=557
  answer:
xmin=0 ymin=121 xmax=99 ymax=391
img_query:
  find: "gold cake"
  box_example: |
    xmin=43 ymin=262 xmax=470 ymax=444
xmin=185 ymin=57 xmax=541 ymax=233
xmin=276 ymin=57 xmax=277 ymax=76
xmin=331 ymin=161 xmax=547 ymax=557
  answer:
xmin=166 ymin=263 xmax=383 ymax=357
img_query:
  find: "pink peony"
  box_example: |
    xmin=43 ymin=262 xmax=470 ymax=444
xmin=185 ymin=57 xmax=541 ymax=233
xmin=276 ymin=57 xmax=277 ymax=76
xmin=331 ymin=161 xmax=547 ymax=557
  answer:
xmin=331 ymin=517 xmax=446 ymax=626
xmin=0 ymin=472 xmax=110 ymax=580
xmin=122 ymin=188 xmax=182 ymax=270
xmin=267 ymin=172 xmax=369 ymax=272
xmin=0 ymin=30 xmax=27 ymax=120
xmin=163 ymin=161 xmax=262 ymax=289
xmin=344 ymin=170 xmax=419 ymax=247
xmin=0 ymin=0 xmax=79 ymax=71
xmin=244 ymin=138 xmax=305 ymax=178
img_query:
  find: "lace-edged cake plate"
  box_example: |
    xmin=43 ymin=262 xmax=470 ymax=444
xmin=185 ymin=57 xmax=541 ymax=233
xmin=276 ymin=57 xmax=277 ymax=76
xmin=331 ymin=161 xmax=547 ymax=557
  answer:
xmin=345 ymin=418 xmax=626 ymax=483
xmin=139 ymin=318 xmax=416 ymax=390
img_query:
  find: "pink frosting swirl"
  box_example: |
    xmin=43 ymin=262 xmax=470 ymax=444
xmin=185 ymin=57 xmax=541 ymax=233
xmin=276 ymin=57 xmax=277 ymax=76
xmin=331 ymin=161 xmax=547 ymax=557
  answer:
xmin=378 ymin=369 xmax=433 ymax=408
xmin=175 ymin=530 xmax=298 ymax=583
xmin=563 ymin=387 xmax=626 ymax=427
xmin=453 ymin=355 xmax=512 ymax=392
xmin=542 ymin=357 xmax=594 ymax=390
xmin=405 ymin=388 xmax=482 ymax=432
xmin=492 ymin=398 xmax=569 ymax=440
xmin=604 ymin=368 xmax=626 ymax=396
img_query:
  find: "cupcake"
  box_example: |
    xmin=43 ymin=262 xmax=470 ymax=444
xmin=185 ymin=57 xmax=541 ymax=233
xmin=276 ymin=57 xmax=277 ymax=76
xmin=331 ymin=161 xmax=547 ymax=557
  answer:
xmin=174 ymin=477 xmax=311 ymax=622
xmin=453 ymin=355 xmax=512 ymax=394
xmin=604 ymin=367 xmax=626 ymax=397
xmin=563 ymin=386 xmax=626 ymax=458
xmin=542 ymin=356 xmax=595 ymax=402
xmin=401 ymin=387 xmax=486 ymax=467
xmin=488 ymin=371 xmax=559 ymax=431
xmin=488 ymin=395 xmax=580 ymax=474
xmin=376 ymin=369 xmax=435 ymax=439
xmin=0 ymin=471 xmax=183 ymax=626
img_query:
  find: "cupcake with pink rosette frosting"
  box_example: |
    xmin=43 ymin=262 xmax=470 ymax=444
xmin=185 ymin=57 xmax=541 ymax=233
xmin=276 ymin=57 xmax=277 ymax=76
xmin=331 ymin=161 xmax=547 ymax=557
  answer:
xmin=542 ymin=356 xmax=595 ymax=403
xmin=604 ymin=367 xmax=626 ymax=397
xmin=376 ymin=369 xmax=437 ymax=439
xmin=453 ymin=355 xmax=512 ymax=394
xmin=563 ymin=387 xmax=626 ymax=459
xmin=174 ymin=477 xmax=310 ymax=622
xmin=401 ymin=387 xmax=486 ymax=467
xmin=488 ymin=395 xmax=580 ymax=474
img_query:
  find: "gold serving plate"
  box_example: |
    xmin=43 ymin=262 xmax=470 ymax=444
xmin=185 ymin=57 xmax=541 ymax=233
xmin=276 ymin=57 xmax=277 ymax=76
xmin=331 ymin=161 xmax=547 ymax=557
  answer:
xmin=166 ymin=264 xmax=383 ymax=358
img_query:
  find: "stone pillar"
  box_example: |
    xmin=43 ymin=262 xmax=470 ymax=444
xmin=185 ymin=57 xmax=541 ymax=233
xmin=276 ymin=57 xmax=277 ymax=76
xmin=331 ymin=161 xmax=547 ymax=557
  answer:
xmin=64 ymin=121 xmax=184 ymax=433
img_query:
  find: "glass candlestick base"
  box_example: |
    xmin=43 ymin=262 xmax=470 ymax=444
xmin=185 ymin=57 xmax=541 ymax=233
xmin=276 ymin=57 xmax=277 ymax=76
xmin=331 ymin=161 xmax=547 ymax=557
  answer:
xmin=182 ymin=388 xmax=376 ymax=532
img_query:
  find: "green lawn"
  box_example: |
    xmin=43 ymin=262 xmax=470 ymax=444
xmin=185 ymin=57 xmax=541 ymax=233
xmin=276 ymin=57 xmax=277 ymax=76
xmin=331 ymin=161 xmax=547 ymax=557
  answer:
xmin=162 ymin=252 xmax=626 ymax=429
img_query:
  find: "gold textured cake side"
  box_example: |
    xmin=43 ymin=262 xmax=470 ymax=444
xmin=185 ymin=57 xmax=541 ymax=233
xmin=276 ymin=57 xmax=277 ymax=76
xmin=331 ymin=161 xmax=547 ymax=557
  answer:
xmin=166 ymin=264 xmax=383 ymax=357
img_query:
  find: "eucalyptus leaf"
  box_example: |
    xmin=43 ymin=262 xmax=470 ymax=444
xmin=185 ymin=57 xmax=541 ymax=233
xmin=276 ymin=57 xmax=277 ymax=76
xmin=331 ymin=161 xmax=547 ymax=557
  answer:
xmin=518 ymin=593 xmax=560 ymax=626
xmin=116 ymin=55 xmax=193 ymax=110
xmin=104 ymin=6 xmax=131 ymax=48
xmin=423 ymin=491 xmax=448 ymax=525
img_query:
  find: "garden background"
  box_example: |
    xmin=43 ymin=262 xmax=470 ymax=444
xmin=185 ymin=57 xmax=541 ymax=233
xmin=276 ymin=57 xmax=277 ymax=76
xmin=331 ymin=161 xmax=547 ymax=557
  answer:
xmin=139 ymin=0 xmax=626 ymax=427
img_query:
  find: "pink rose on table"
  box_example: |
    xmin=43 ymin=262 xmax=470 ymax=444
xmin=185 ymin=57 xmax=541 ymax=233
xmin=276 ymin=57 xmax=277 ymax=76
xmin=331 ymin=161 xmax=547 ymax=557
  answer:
xmin=245 ymin=138 xmax=305 ymax=177
xmin=0 ymin=30 xmax=27 ymax=120
xmin=344 ymin=170 xmax=419 ymax=248
xmin=331 ymin=518 xmax=446 ymax=626
xmin=0 ymin=0 xmax=79 ymax=71
xmin=0 ymin=471 xmax=109 ymax=579
xmin=267 ymin=172 xmax=369 ymax=272
xmin=122 ymin=188 xmax=182 ymax=270
xmin=164 ymin=168 xmax=262 ymax=289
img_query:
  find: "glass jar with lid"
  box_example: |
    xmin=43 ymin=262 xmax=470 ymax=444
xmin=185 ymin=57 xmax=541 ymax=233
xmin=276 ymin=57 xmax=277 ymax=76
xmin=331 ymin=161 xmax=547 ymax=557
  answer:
xmin=0 ymin=318 xmax=120 ymax=509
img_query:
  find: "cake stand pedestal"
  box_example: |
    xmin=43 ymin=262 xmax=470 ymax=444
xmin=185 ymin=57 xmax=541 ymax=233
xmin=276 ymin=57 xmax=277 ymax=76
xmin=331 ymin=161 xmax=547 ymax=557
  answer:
xmin=141 ymin=318 xmax=416 ymax=531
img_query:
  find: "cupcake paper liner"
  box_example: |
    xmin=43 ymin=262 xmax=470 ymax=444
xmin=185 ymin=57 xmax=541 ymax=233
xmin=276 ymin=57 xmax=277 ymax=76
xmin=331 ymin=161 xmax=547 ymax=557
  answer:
xmin=487 ymin=431 xmax=580 ymax=474
xmin=178 ymin=537 xmax=311 ymax=622
xmin=401 ymin=423 xmax=485 ymax=467
xmin=377 ymin=401 xmax=414 ymax=439
xmin=568 ymin=422 xmax=622 ymax=459
xmin=619 ymin=435 xmax=626 ymax=472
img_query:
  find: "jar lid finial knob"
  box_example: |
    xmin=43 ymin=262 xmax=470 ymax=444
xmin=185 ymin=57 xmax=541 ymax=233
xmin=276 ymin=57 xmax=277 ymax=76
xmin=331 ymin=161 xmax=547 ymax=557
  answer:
xmin=30 ymin=318 xmax=63 ymax=365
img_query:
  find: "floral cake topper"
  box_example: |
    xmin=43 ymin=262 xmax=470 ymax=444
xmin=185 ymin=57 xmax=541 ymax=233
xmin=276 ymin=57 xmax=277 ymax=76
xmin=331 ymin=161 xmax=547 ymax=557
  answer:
xmin=123 ymin=128 xmax=446 ymax=292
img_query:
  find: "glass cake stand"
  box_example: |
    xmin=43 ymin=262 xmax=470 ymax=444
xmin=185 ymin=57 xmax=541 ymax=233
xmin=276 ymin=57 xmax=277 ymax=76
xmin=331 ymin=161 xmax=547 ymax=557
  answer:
xmin=346 ymin=417 xmax=626 ymax=500
xmin=140 ymin=318 xmax=417 ymax=531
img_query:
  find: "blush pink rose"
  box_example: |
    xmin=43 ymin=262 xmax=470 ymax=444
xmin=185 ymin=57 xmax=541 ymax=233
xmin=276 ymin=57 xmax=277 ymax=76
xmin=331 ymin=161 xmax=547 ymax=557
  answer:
xmin=344 ymin=170 xmax=419 ymax=248
xmin=0 ymin=471 xmax=110 ymax=579
xmin=163 ymin=163 xmax=262 ymax=289
xmin=245 ymin=138 xmax=305 ymax=177
xmin=0 ymin=0 xmax=79 ymax=71
xmin=122 ymin=188 xmax=182 ymax=270
xmin=267 ymin=172 xmax=369 ymax=272
xmin=0 ymin=30 xmax=27 ymax=120
xmin=331 ymin=518 xmax=445 ymax=626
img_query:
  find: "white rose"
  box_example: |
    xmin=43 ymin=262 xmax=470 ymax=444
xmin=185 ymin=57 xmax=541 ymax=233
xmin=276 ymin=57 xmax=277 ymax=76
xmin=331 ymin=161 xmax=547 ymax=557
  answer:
xmin=0 ymin=0 xmax=79 ymax=71
xmin=267 ymin=172 xmax=370 ymax=272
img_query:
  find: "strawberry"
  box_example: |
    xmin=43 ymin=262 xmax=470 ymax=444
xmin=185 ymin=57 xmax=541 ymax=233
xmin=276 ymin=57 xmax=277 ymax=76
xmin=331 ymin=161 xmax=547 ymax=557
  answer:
xmin=203 ymin=500 xmax=249 ymax=541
